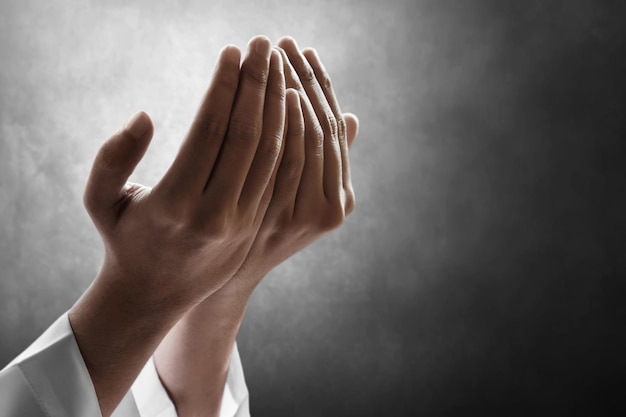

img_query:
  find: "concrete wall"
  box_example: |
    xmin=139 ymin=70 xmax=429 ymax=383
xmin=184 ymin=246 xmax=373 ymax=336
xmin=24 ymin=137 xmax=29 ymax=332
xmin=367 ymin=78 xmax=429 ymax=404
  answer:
xmin=1 ymin=0 xmax=624 ymax=414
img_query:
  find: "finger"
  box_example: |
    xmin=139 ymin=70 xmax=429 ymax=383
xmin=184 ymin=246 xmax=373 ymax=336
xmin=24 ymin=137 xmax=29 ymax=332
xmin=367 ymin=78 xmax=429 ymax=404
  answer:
xmin=301 ymin=47 xmax=358 ymax=216
xmin=341 ymin=112 xmax=358 ymax=214
xmin=276 ymin=45 xmax=325 ymax=205
xmin=84 ymin=111 xmax=153 ymax=228
xmin=277 ymin=47 xmax=319 ymax=154
xmin=276 ymin=47 xmax=303 ymax=91
xmin=205 ymin=36 xmax=272 ymax=209
xmin=252 ymin=97 xmax=288 ymax=228
xmin=301 ymin=48 xmax=344 ymax=125
xmin=238 ymin=49 xmax=285 ymax=212
xmin=344 ymin=113 xmax=359 ymax=149
xmin=159 ymin=45 xmax=241 ymax=197
xmin=264 ymin=88 xmax=305 ymax=221
xmin=278 ymin=37 xmax=342 ymax=202
xmin=301 ymin=47 xmax=352 ymax=208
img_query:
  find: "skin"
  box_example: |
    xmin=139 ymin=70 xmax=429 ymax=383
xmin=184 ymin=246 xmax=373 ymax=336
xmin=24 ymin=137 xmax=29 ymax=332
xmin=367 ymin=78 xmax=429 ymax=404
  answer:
xmin=154 ymin=36 xmax=359 ymax=417
xmin=69 ymin=35 xmax=359 ymax=416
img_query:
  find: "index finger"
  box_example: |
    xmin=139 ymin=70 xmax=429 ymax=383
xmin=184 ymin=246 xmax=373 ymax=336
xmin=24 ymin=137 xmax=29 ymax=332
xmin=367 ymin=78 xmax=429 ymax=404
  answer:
xmin=158 ymin=45 xmax=241 ymax=198
xmin=204 ymin=36 xmax=273 ymax=210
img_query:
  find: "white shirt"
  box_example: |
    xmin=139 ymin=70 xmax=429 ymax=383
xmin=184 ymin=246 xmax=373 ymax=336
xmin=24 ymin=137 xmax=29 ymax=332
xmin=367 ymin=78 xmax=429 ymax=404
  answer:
xmin=0 ymin=313 xmax=250 ymax=417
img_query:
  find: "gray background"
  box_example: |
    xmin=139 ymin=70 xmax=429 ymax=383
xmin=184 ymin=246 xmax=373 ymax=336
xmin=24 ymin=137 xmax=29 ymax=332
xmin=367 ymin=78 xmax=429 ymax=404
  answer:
xmin=1 ymin=0 xmax=625 ymax=415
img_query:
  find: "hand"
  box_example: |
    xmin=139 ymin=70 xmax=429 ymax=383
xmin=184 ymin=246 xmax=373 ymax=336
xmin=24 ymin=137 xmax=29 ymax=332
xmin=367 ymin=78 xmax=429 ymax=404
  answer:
xmin=70 ymin=36 xmax=286 ymax=416
xmin=153 ymin=38 xmax=359 ymax=416
xmin=85 ymin=39 xmax=285 ymax=310
xmin=219 ymin=36 xmax=360 ymax=298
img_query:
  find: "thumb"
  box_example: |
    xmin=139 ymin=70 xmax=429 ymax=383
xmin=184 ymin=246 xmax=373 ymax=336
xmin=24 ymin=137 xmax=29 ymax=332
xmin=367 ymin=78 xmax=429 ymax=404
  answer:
xmin=343 ymin=113 xmax=359 ymax=149
xmin=84 ymin=111 xmax=154 ymax=227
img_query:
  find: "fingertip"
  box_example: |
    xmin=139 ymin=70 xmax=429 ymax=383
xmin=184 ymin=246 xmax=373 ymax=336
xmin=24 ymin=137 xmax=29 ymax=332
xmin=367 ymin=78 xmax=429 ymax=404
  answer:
xmin=344 ymin=112 xmax=359 ymax=124
xmin=286 ymin=88 xmax=301 ymax=107
xmin=301 ymin=47 xmax=326 ymax=72
xmin=343 ymin=113 xmax=359 ymax=148
xmin=277 ymin=36 xmax=298 ymax=52
xmin=220 ymin=44 xmax=241 ymax=65
xmin=343 ymin=112 xmax=359 ymax=126
xmin=112 ymin=111 xmax=154 ymax=166
xmin=286 ymin=90 xmax=304 ymax=123
xmin=301 ymin=47 xmax=318 ymax=58
xmin=277 ymin=35 xmax=294 ymax=45
xmin=250 ymin=34 xmax=271 ymax=44
xmin=85 ymin=111 xmax=154 ymax=219
xmin=276 ymin=46 xmax=292 ymax=72
xmin=275 ymin=45 xmax=288 ymax=57
xmin=270 ymin=48 xmax=283 ymax=72
xmin=123 ymin=111 xmax=153 ymax=140
xmin=248 ymin=35 xmax=272 ymax=58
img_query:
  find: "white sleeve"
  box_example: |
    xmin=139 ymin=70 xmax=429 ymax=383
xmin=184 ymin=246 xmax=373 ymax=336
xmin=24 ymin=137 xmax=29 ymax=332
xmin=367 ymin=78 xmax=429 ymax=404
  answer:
xmin=130 ymin=344 xmax=250 ymax=417
xmin=0 ymin=313 xmax=102 ymax=416
xmin=0 ymin=312 xmax=251 ymax=417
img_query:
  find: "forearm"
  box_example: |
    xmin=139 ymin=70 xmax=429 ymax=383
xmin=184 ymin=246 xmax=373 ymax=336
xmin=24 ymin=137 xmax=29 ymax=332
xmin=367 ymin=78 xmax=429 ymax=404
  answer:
xmin=69 ymin=268 xmax=188 ymax=417
xmin=154 ymin=289 xmax=252 ymax=417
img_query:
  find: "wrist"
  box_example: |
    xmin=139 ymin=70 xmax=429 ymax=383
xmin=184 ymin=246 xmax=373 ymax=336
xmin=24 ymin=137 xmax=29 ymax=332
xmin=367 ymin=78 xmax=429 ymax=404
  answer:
xmin=153 ymin=283 xmax=250 ymax=417
xmin=211 ymin=263 xmax=272 ymax=304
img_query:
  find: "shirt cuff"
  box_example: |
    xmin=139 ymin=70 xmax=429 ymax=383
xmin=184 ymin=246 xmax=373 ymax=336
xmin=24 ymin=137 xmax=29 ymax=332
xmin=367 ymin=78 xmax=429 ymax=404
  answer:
xmin=1 ymin=312 xmax=251 ymax=417
xmin=1 ymin=312 xmax=102 ymax=417
xmin=131 ymin=343 xmax=250 ymax=417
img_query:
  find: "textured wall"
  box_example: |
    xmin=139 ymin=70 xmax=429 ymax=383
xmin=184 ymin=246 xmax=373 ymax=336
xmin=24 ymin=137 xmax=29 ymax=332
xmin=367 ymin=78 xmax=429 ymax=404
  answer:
xmin=1 ymin=0 xmax=625 ymax=415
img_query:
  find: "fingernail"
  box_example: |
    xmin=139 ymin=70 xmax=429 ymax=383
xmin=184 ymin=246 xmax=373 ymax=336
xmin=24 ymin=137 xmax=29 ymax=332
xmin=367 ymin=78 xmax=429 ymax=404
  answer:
xmin=124 ymin=111 xmax=150 ymax=139
xmin=252 ymin=36 xmax=271 ymax=58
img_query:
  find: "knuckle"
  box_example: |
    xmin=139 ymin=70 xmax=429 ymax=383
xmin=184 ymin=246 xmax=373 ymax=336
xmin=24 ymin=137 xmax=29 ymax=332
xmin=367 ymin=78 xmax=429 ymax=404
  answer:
xmin=229 ymin=115 xmax=261 ymax=141
xmin=286 ymin=68 xmax=303 ymax=90
xmin=150 ymin=201 xmax=187 ymax=230
xmin=309 ymin=124 xmax=325 ymax=149
xmin=324 ymin=111 xmax=338 ymax=139
xmin=299 ymin=63 xmax=316 ymax=84
xmin=337 ymin=118 xmax=347 ymax=145
xmin=138 ymin=211 xmax=192 ymax=249
xmin=320 ymin=71 xmax=332 ymax=90
xmin=257 ymin=135 xmax=282 ymax=163
xmin=202 ymin=210 xmax=232 ymax=238
xmin=242 ymin=62 xmax=269 ymax=87
xmin=288 ymin=75 xmax=302 ymax=90
xmin=282 ymin=153 xmax=305 ymax=176
xmin=194 ymin=113 xmax=229 ymax=140
xmin=156 ymin=197 xmax=232 ymax=241
xmin=266 ymin=82 xmax=286 ymax=102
